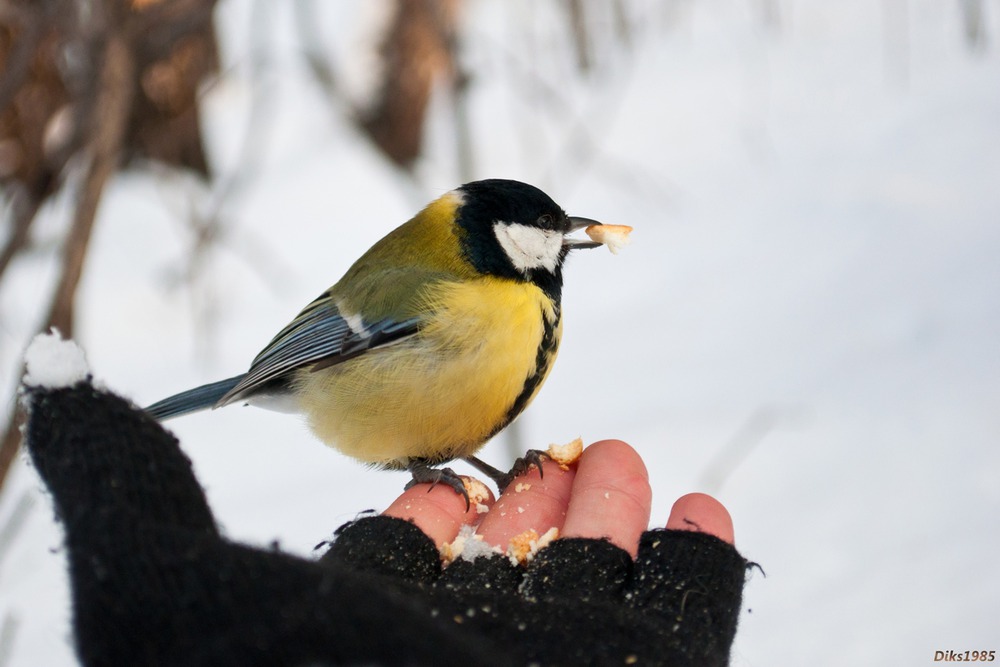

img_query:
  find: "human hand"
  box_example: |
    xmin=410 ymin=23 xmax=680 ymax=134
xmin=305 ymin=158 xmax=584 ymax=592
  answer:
xmin=383 ymin=439 xmax=736 ymax=557
xmin=23 ymin=376 xmax=748 ymax=666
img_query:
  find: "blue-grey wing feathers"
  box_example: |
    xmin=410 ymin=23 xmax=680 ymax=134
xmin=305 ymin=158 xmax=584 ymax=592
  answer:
xmin=219 ymin=297 xmax=420 ymax=405
xmin=221 ymin=297 xmax=355 ymax=401
xmin=145 ymin=375 xmax=244 ymax=420
xmin=146 ymin=296 xmax=421 ymax=421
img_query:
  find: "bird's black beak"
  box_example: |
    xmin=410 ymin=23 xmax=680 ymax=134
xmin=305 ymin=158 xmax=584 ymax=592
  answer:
xmin=563 ymin=216 xmax=603 ymax=250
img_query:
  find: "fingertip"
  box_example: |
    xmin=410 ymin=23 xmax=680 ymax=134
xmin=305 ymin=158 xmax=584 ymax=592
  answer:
xmin=384 ymin=477 xmax=495 ymax=546
xmin=475 ymin=457 xmax=576 ymax=551
xmin=562 ymin=439 xmax=652 ymax=557
xmin=592 ymin=439 xmax=649 ymax=481
xmin=583 ymin=439 xmax=647 ymax=477
xmin=666 ymin=492 xmax=735 ymax=545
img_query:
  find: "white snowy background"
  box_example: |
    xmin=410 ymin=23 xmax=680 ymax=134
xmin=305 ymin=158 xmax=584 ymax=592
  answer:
xmin=1 ymin=1 xmax=998 ymax=665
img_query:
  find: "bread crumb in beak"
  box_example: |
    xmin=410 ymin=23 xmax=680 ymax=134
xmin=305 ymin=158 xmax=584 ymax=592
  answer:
xmin=585 ymin=224 xmax=632 ymax=254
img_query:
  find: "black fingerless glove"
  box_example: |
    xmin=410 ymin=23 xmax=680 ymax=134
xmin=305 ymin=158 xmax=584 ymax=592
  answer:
xmin=325 ymin=517 xmax=746 ymax=666
xmin=22 ymin=381 xmax=749 ymax=666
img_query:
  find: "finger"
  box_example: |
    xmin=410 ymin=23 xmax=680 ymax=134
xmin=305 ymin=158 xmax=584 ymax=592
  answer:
xmin=665 ymin=492 xmax=735 ymax=545
xmin=561 ymin=439 xmax=652 ymax=557
xmin=383 ymin=477 xmax=494 ymax=547
xmin=475 ymin=457 xmax=576 ymax=550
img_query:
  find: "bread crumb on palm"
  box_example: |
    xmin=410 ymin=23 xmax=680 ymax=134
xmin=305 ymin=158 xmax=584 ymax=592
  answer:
xmin=440 ymin=525 xmax=501 ymax=565
xmin=547 ymin=437 xmax=583 ymax=469
xmin=462 ymin=477 xmax=492 ymax=509
xmin=507 ymin=526 xmax=560 ymax=566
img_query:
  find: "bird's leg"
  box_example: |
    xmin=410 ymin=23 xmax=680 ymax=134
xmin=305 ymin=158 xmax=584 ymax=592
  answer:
xmin=464 ymin=450 xmax=550 ymax=494
xmin=405 ymin=459 xmax=470 ymax=510
xmin=462 ymin=456 xmax=509 ymax=488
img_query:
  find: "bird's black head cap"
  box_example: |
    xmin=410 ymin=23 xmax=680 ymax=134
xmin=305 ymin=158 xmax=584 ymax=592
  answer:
xmin=454 ymin=179 xmax=576 ymax=301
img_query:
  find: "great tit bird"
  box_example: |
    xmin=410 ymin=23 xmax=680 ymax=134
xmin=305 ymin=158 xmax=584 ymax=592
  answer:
xmin=146 ymin=179 xmax=612 ymax=498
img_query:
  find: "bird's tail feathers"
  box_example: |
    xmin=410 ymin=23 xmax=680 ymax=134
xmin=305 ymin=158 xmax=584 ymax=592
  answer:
xmin=145 ymin=375 xmax=245 ymax=421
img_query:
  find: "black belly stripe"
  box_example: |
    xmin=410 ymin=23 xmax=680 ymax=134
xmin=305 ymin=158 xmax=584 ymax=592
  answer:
xmin=488 ymin=305 xmax=561 ymax=440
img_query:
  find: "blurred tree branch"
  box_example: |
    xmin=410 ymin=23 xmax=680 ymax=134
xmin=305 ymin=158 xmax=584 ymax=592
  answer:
xmin=294 ymin=0 xmax=462 ymax=172
xmin=0 ymin=0 xmax=220 ymax=492
xmin=360 ymin=0 xmax=460 ymax=169
xmin=46 ymin=19 xmax=135 ymax=336
xmin=959 ymin=0 xmax=988 ymax=52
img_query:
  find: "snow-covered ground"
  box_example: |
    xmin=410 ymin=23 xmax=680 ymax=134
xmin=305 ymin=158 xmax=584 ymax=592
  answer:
xmin=2 ymin=1 xmax=998 ymax=664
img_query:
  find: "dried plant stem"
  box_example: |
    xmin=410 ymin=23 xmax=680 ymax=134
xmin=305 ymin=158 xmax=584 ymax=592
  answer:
xmin=0 ymin=196 xmax=41 ymax=282
xmin=0 ymin=22 xmax=135 ymax=493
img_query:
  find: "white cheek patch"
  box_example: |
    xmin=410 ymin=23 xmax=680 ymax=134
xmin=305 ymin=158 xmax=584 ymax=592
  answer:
xmin=493 ymin=222 xmax=563 ymax=273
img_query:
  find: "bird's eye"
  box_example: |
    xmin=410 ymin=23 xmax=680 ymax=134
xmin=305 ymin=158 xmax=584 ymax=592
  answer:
xmin=537 ymin=214 xmax=554 ymax=228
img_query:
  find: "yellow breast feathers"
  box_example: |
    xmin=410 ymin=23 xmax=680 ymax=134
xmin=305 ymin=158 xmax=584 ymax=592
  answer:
xmin=295 ymin=277 xmax=562 ymax=466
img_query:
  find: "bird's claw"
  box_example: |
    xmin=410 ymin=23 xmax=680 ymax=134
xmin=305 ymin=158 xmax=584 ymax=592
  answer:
xmin=406 ymin=464 xmax=471 ymax=511
xmin=502 ymin=449 xmax=550 ymax=492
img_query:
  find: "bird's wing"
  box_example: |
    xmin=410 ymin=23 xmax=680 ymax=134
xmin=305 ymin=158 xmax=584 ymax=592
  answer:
xmin=217 ymin=293 xmax=421 ymax=406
